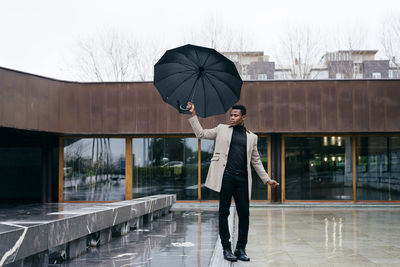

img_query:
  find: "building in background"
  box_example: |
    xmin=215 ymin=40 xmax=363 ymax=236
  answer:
xmin=223 ymin=49 xmax=396 ymax=80
xmin=322 ymin=50 xmax=389 ymax=79
xmin=222 ymin=51 xmax=275 ymax=80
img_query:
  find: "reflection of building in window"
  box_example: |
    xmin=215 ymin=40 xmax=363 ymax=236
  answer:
xmin=356 ymin=136 xmax=400 ymax=200
xmin=131 ymin=137 xmax=199 ymax=200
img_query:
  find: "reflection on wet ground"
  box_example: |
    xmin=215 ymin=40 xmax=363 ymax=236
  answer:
xmin=242 ymin=207 xmax=400 ymax=267
xmin=63 ymin=208 xmax=218 ymax=267
xmin=7 ymin=204 xmax=399 ymax=266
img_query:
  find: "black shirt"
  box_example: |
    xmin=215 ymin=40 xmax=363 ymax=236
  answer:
xmin=226 ymin=125 xmax=247 ymax=174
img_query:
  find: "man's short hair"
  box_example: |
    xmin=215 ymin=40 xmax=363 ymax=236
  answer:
xmin=231 ymin=105 xmax=247 ymax=116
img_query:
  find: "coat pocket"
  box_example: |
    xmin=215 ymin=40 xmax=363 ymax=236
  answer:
xmin=211 ymin=155 xmax=220 ymax=161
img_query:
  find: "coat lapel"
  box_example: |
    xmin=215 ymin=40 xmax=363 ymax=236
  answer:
xmin=226 ymin=126 xmax=233 ymax=147
xmin=246 ymin=131 xmax=251 ymax=156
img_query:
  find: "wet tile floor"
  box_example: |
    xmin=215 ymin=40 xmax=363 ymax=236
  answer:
xmin=62 ymin=208 xmax=219 ymax=267
xmin=237 ymin=207 xmax=400 ymax=267
xmin=61 ymin=206 xmax=400 ymax=267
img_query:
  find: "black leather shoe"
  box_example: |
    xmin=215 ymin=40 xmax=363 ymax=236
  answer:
xmin=234 ymin=247 xmax=250 ymax=261
xmin=223 ymin=248 xmax=237 ymax=262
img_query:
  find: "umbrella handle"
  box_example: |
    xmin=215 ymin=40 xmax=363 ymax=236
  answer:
xmin=177 ymin=101 xmax=191 ymax=114
xmin=179 ymin=104 xmax=189 ymax=111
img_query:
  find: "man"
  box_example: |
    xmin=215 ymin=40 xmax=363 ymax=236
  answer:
xmin=186 ymin=102 xmax=279 ymax=262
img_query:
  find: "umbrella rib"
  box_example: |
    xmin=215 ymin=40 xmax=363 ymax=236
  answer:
xmin=206 ymin=72 xmax=241 ymax=99
xmin=193 ymin=48 xmax=202 ymax=66
xmin=203 ymin=59 xmax=235 ymax=69
xmin=202 ymin=50 xmax=212 ymax=67
xmin=174 ymin=51 xmax=199 ymax=68
xmin=155 ymin=61 xmax=196 ymax=70
xmin=164 ymin=72 xmax=198 ymax=99
xmin=204 ymin=74 xmax=226 ymax=113
xmin=154 ymin=69 xmax=194 ymax=84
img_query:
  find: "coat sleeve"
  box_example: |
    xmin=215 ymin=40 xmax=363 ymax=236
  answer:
xmin=251 ymin=135 xmax=271 ymax=184
xmin=188 ymin=115 xmax=218 ymax=140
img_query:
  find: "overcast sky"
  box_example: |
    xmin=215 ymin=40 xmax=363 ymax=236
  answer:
xmin=1 ymin=0 xmax=399 ymax=80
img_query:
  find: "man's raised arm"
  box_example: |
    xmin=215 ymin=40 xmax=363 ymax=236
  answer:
xmin=187 ymin=102 xmax=218 ymax=140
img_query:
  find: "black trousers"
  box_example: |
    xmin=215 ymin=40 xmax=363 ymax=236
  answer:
xmin=219 ymin=170 xmax=249 ymax=250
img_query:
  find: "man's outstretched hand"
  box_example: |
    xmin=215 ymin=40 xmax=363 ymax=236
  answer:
xmin=186 ymin=102 xmax=196 ymax=116
xmin=267 ymin=179 xmax=279 ymax=188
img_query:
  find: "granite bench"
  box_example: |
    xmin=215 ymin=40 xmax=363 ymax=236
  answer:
xmin=0 ymin=194 xmax=175 ymax=266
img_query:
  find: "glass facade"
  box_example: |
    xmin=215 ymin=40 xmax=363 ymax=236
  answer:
xmin=60 ymin=135 xmax=400 ymax=202
xmin=200 ymin=137 xmax=269 ymax=200
xmin=251 ymin=137 xmax=269 ymax=200
xmin=63 ymin=138 xmax=126 ymax=201
xmin=285 ymin=136 xmax=353 ymax=200
xmin=356 ymin=136 xmax=400 ymax=200
xmin=132 ymin=137 xmax=198 ymax=200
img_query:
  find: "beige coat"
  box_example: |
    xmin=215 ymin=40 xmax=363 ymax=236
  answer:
xmin=188 ymin=115 xmax=271 ymax=200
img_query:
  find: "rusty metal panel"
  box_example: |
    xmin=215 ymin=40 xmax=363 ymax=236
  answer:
xmin=75 ymin=83 xmax=91 ymax=133
xmin=35 ymin=79 xmax=51 ymax=132
xmin=289 ymin=82 xmax=306 ymax=132
xmin=385 ymin=81 xmax=400 ymax=131
xmin=304 ymin=83 xmax=322 ymax=132
xmin=58 ymin=83 xmax=76 ymax=133
xmin=119 ymin=84 xmax=135 ymax=133
xmin=368 ymin=81 xmax=385 ymax=131
xmin=1 ymin=68 xmax=400 ymax=134
xmin=353 ymin=81 xmax=369 ymax=131
xmin=337 ymin=82 xmax=353 ymax=131
xmin=47 ymin=81 xmax=60 ymax=132
xmin=320 ymin=82 xmax=337 ymax=132
xmin=273 ymin=82 xmax=290 ymax=132
xmin=258 ymin=81 xmax=274 ymax=132
xmin=240 ymin=83 xmax=259 ymax=132
xmin=2 ymin=72 xmax=26 ymax=129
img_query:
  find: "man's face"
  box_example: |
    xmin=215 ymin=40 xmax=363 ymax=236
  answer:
xmin=229 ymin=109 xmax=246 ymax=126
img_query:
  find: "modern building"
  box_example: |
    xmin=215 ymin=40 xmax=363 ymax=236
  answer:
xmin=321 ymin=50 xmax=390 ymax=79
xmin=0 ymin=66 xmax=399 ymax=204
xmin=222 ymin=51 xmax=275 ymax=80
xmin=224 ymin=49 xmax=396 ymax=80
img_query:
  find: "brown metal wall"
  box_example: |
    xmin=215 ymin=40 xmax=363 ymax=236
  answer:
xmin=0 ymin=67 xmax=399 ymax=134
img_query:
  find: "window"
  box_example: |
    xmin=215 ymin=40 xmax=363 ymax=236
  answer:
xmin=336 ymin=73 xmax=345 ymax=79
xmin=285 ymin=136 xmax=353 ymax=200
xmin=132 ymin=137 xmax=198 ymax=200
xmin=356 ymin=136 xmax=400 ymax=200
xmin=241 ymin=64 xmax=248 ymax=74
xmin=372 ymin=72 xmax=381 ymax=79
xmin=63 ymin=138 xmax=126 ymax=201
xmin=257 ymin=74 xmax=268 ymax=80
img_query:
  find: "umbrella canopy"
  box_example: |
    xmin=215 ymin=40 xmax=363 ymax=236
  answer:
xmin=154 ymin=44 xmax=243 ymax=118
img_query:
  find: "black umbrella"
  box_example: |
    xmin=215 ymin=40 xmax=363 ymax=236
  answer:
xmin=153 ymin=44 xmax=243 ymax=118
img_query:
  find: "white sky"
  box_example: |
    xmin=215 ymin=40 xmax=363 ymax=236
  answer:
xmin=0 ymin=0 xmax=399 ymax=80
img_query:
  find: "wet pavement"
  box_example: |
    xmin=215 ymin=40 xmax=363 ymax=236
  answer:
xmin=62 ymin=208 xmax=219 ymax=267
xmin=235 ymin=207 xmax=400 ymax=267
xmin=64 ymin=205 xmax=400 ymax=267
xmin=3 ymin=203 xmax=400 ymax=266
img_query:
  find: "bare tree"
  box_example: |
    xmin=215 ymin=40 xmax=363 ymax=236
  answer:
xmin=323 ymin=26 xmax=371 ymax=79
xmin=381 ymin=15 xmax=400 ymax=78
xmin=63 ymin=30 xmax=149 ymax=82
xmin=276 ymin=25 xmax=323 ymax=79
